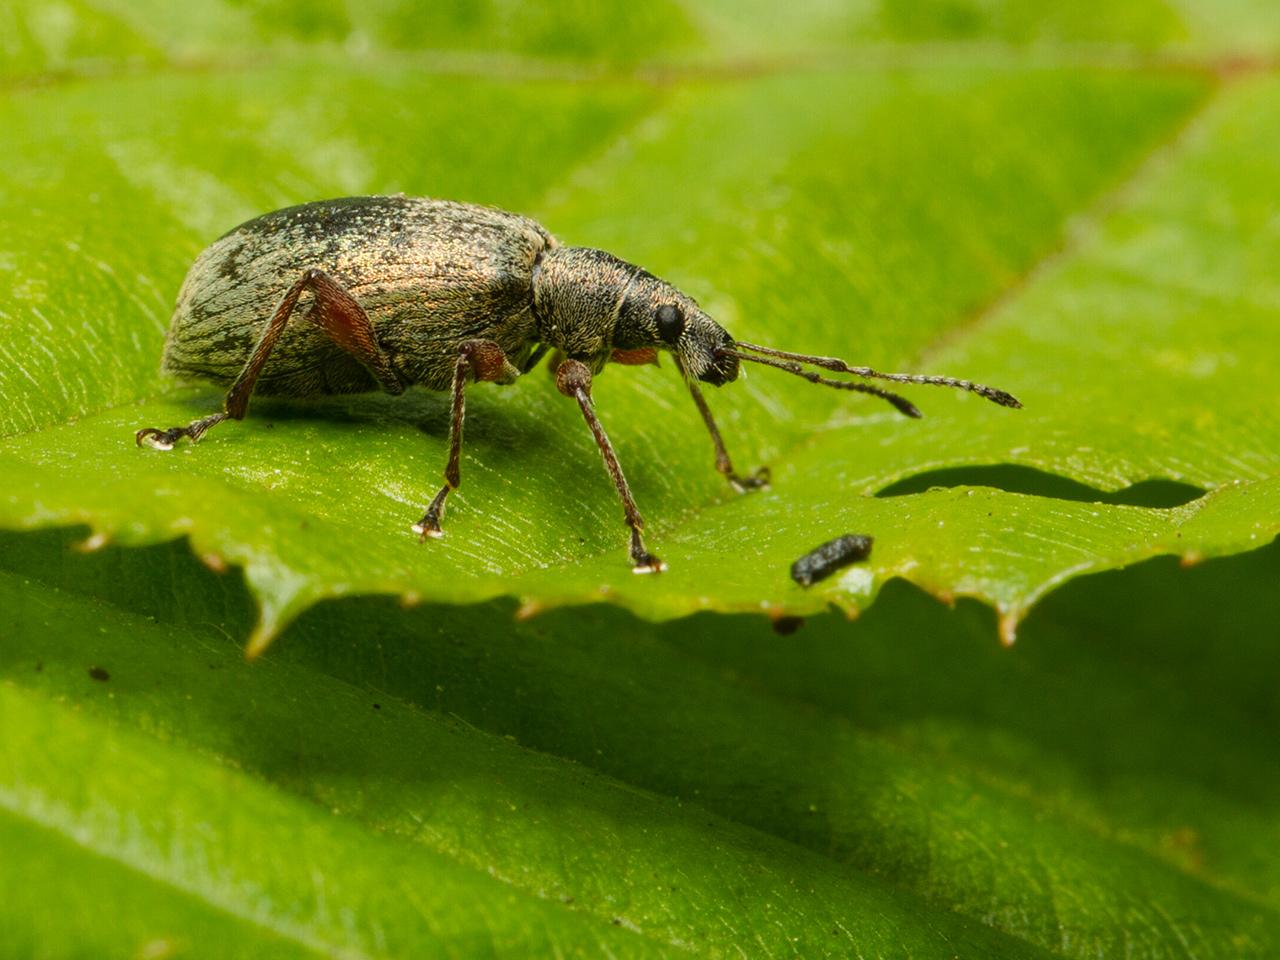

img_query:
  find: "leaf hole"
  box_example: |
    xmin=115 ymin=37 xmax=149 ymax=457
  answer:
xmin=875 ymin=465 xmax=1205 ymax=508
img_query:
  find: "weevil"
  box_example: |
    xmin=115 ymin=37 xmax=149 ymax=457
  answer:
xmin=137 ymin=196 xmax=1021 ymax=572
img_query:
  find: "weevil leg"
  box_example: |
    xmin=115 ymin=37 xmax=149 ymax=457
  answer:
xmin=413 ymin=340 xmax=520 ymax=541
xmin=519 ymin=342 xmax=551 ymax=374
xmin=136 ymin=268 xmax=403 ymax=449
xmin=555 ymin=358 xmax=665 ymax=574
xmin=684 ymin=378 xmax=770 ymax=493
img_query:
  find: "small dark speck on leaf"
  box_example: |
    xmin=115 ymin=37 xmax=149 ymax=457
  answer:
xmin=611 ymin=918 xmax=622 ymax=926
xmin=790 ymin=534 xmax=873 ymax=587
xmin=88 ymin=666 xmax=110 ymax=682
xmin=771 ymin=615 xmax=805 ymax=636
xmin=34 ymin=662 xmax=43 ymax=672
xmin=373 ymin=703 xmax=382 ymax=710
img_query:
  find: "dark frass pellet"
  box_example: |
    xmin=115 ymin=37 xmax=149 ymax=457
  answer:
xmin=791 ymin=534 xmax=874 ymax=587
xmin=136 ymin=196 xmax=1019 ymax=575
xmin=771 ymin=615 xmax=806 ymax=636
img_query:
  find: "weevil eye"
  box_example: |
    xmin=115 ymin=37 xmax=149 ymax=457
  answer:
xmin=655 ymin=304 xmax=684 ymax=344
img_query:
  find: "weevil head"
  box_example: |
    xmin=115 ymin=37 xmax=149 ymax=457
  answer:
xmin=614 ymin=276 xmax=740 ymax=386
xmin=532 ymin=246 xmax=738 ymax=385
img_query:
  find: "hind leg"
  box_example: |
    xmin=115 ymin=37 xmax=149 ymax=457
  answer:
xmin=136 ymin=268 xmax=403 ymax=449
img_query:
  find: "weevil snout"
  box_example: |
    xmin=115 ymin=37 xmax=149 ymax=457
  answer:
xmin=701 ymin=341 xmax=739 ymax=385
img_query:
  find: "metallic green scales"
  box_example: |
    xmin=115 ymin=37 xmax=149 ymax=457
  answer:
xmin=163 ymin=197 xmax=554 ymax=394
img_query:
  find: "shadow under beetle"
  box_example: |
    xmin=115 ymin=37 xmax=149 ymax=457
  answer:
xmin=137 ymin=196 xmax=1021 ymax=573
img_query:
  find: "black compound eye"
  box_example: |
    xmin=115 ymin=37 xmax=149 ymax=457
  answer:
xmin=655 ymin=304 xmax=684 ymax=344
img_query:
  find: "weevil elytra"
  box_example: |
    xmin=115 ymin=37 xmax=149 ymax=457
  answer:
xmin=137 ymin=196 xmax=1020 ymax=573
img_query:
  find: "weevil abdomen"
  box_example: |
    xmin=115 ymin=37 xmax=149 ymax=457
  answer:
xmin=162 ymin=196 xmax=555 ymax=395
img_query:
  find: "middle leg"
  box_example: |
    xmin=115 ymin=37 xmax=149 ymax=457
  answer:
xmin=413 ymin=340 xmax=520 ymax=540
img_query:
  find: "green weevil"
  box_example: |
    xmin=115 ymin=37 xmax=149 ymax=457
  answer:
xmin=136 ymin=196 xmax=1020 ymax=572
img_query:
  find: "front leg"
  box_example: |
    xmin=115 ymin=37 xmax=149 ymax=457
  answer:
xmin=685 ymin=378 xmax=769 ymax=493
xmin=413 ymin=340 xmax=520 ymax=540
xmin=556 ymin=359 xmax=665 ymax=573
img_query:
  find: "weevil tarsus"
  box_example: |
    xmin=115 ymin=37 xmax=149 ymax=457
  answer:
xmin=134 ymin=411 xmax=229 ymax=450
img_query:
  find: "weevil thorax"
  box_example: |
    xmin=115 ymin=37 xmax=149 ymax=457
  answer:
xmin=532 ymin=247 xmax=739 ymax=385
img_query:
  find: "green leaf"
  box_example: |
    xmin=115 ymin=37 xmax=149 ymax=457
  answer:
xmin=9 ymin=36 xmax=1277 ymax=644
xmin=3 ymin=5 xmax=1280 ymax=955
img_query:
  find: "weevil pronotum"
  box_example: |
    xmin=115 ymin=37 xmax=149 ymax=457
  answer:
xmin=137 ymin=196 xmax=1021 ymax=572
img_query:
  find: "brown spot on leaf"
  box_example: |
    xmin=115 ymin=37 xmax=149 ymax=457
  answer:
xmin=771 ymin=615 xmax=805 ymax=636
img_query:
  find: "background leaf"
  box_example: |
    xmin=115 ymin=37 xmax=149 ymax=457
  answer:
xmin=4 ymin=526 xmax=1280 ymax=958
xmin=3 ymin=2 xmax=1279 ymax=957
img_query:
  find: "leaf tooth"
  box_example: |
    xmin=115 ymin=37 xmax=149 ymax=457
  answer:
xmin=998 ymin=608 xmax=1023 ymax=647
xmin=241 ymin=566 xmax=320 ymax=661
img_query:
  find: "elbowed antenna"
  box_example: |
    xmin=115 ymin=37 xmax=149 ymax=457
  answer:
xmin=720 ymin=341 xmax=1022 ymax=414
xmin=715 ymin=347 xmax=923 ymax=417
